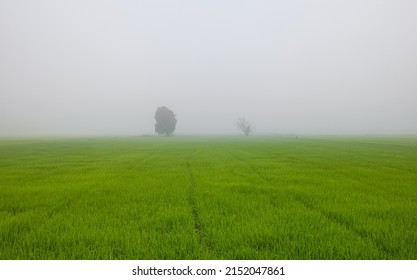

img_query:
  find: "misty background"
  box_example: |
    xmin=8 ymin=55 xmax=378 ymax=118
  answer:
xmin=1 ymin=0 xmax=416 ymax=136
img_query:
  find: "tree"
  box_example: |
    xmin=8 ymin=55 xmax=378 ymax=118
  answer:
xmin=154 ymin=106 xmax=177 ymax=136
xmin=236 ymin=117 xmax=251 ymax=136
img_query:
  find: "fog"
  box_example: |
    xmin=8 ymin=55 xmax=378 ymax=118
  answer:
xmin=1 ymin=0 xmax=416 ymax=136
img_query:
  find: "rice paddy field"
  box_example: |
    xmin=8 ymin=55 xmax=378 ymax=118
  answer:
xmin=0 ymin=136 xmax=416 ymax=260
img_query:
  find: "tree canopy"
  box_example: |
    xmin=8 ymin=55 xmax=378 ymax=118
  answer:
xmin=154 ymin=106 xmax=177 ymax=136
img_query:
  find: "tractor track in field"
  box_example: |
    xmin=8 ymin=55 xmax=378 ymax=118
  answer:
xmin=290 ymin=192 xmax=397 ymax=258
xmin=185 ymin=150 xmax=204 ymax=245
xmin=229 ymin=151 xmax=397 ymax=258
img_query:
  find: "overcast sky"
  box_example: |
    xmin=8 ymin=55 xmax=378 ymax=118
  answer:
xmin=1 ymin=0 xmax=416 ymax=136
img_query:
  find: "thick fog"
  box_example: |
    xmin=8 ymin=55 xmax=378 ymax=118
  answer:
xmin=1 ymin=0 xmax=416 ymax=136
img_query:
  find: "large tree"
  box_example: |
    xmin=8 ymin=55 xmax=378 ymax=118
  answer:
xmin=154 ymin=106 xmax=177 ymax=136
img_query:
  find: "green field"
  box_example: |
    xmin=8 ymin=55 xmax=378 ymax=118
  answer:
xmin=1 ymin=137 xmax=416 ymax=259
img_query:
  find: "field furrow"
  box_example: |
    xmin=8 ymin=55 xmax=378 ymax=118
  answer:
xmin=185 ymin=151 xmax=202 ymax=242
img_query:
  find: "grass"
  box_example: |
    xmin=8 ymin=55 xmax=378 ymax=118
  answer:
xmin=0 ymin=136 xmax=416 ymax=259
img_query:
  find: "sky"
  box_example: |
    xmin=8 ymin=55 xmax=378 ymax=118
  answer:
xmin=1 ymin=0 xmax=416 ymax=136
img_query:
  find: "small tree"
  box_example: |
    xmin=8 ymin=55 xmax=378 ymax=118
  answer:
xmin=154 ymin=106 xmax=177 ymax=136
xmin=237 ymin=117 xmax=251 ymax=136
